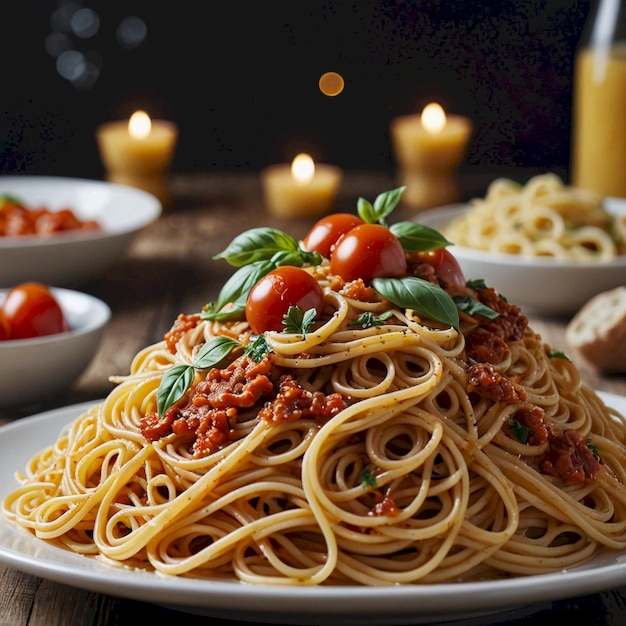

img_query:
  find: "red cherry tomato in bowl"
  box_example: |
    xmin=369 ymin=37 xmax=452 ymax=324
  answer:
xmin=2 ymin=282 xmax=69 ymax=339
xmin=330 ymin=223 xmax=407 ymax=283
xmin=0 ymin=309 xmax=11 ymax=340
xmin=302 ymin=213 xmax=365 ymax=258
xmin=415 ymin=248 xmax=466 ymax=295
xmin=245 ymin=266 xmax=325 ymax=334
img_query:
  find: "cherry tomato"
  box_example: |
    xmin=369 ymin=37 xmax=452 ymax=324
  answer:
xmin=2 ymin=282 xmax=69 ymax=339
xmin=245 ymin=266 xmax=325 ymax=334
xmin=0 ymin=309 xmax=10 ymax=340
xmin=330 ymin=223 xmax=407 ymax=283
xmin=302 ymin=213 xmax=364 ymax=258
xmin=416 ymin=248 xmax=466 ymax=295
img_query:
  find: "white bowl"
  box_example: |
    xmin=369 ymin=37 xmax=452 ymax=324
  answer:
xmin=0 ymin=176 xmax=161 ymax=287
xmin=416 ymin=200 xmax=626 ymax=316
xmin=0 ymin=287 xmax=111 ymax=408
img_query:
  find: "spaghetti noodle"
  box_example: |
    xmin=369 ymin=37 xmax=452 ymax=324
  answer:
xmin=4 ymin=192 xmax=626 ymax=586
xmin=444 ymin=173 xmax=626 ymax=260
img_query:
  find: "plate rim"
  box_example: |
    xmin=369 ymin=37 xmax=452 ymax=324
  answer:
xmin=0 ymin=394 xmax=625 ymax=622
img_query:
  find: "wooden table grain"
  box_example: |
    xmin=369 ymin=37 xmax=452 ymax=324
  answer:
xmin=0 ymin=170 xmax=624 ymax=626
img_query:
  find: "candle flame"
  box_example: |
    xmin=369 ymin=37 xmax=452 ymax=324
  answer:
xmin=128 ymin=110 xmax=152 ymax=139
xmin=291 ymin=153 xmax=315 ymax=184
xmin=421 ymin=103 xmax=446 ymax=134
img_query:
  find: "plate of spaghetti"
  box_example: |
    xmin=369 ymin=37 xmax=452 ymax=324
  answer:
xmin=417 ymin=173 xmax=626 ymax=315
xmin=1 ymin=188 xmax=626 ymax=624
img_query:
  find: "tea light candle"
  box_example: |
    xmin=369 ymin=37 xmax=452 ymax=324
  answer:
xmin=390 ymin=103 xmax=472 ymax=210
xmin=96 ymin=110 xmax=178 ymax=206
xmin=261 ymin=153 xmax=343 ymax=218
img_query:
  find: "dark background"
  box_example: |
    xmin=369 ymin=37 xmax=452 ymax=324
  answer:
xmin=0 ymin=0 xmax=592 ymax=180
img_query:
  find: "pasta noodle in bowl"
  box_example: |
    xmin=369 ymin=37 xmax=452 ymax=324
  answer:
xmin=3 ymin=188 xmax=626 ymax=588
xmin=416 ymin=174 xmax=626 ymax=315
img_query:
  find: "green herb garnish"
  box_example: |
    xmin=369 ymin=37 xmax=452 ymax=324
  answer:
xmin=156 ymin=336 xmax=241 ymax=417
xmin=360 ymin=467 xmax=377 ymax=491
xmin=547 ymin=349 xmax=570 ymax=361
xmin=507 ymin=418 xmax=531 ymax=444
xmin=349 ymin=311 xmax=394 ymax=329
xmin=371 ymin=276 xmax=460 ymax=331
xmin=283 ymin=306 xmax=317 ymax=336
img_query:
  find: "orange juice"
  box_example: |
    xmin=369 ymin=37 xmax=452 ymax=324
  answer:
xmin=572 ymin=43 xmax=626 ymax=197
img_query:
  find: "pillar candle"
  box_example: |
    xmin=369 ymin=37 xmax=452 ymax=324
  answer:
xmin=96 ymin=111 xmax=178 ymax=207
xmin=261 ymin=153 xmax=343 ymax=218
xmin=390 ymin=103 xmax=472 ymax=210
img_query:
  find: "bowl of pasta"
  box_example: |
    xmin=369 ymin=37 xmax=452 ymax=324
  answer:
xmin=0 ymin=176 xmax=161 ymax=287
xmin=416 ymin=174 xmax=626 ymax=315
xmin=0 ymin=283 xmax=111 ymax=408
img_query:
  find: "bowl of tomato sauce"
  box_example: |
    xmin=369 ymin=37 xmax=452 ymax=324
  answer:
xmin=0 ymin=176 xmax=161 ymax=287
xmin=0 ymin=283 xmax=111 ymax=408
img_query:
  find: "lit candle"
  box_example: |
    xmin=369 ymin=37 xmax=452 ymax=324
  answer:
xmin=96 ymin=110 xmax=178 ymax=206
xmin=390 ymin=103 xmax=472 ymax=210
xmin=260 ymin=153 xmax=343 ymax=218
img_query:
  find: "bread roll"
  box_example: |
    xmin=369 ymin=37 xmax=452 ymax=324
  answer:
xmin=565 ymin=286 xmax=626 ymax=372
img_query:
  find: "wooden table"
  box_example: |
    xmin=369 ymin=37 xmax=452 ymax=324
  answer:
xmin=1 ymin=170 xmax=625 ymax=626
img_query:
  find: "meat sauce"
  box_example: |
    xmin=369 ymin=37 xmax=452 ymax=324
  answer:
xmin=143 ymin=281 xmax=601 ymax=483
xmin=462 ymin=286 xmax=600 ymax=484
xmin=140 ymin=354 xmax=345 ymax=457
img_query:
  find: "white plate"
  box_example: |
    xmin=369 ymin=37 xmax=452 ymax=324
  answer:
xmin=416 ymin=199 xmax=626 ymax=315
xmin=0 ymin=176 xmax=161 ymax=287
xmin=0 ymin=396 xmax=625 ymax=625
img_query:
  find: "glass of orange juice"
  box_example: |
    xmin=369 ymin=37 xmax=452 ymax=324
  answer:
xmin=571 ymin=0 xmax=626 ymax=198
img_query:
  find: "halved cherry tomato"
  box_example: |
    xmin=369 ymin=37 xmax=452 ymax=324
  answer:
xmin=302 ymin=213 xmax=364 ymax=258
xmin=245 ymin=266 xmax=325 ymax=334
xmin=415 ymin=248 xmax=466 ymax=295
xmin=2 ymin=282 xmax=69 ymax=339
xmin=330 ymin=223 xmax=407 ymax=283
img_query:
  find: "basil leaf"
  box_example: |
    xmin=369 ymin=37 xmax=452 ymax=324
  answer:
xmin=390 ymin=221 xmax=452 ymax=252
xmin=356 ymin=197 xmax=377 ymax=224
xmin=372 ymin=276 xmax=459 ymax=331
xmin=157 ymin=364 xmax=194 ymax=417
xmin=193 ymin=336 xmax=241 ymax=369
xmin=213 ymin=228 xmax=300 ymax=267
xmin=357 ymin=186 xmax=406 ymax=225
xmin=202 ymin=260 xmax=275 ymax=321
xmin=454 ymin=295 xmax=500 ymax=319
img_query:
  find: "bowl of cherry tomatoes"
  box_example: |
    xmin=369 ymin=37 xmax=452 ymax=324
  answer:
xmin=0 ymin=176 xmax=161 ymax=287
xmin=0 ymin=282 xmax=111 ymax=408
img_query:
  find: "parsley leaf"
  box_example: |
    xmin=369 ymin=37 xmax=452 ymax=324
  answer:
xmin=349 ymin=310 xmax=394 ymax=329
xmin=360 ymin=467 xmax=377 ymax=491
xmin=283 ymin=306 xmax=317 ymax=336
xmin=244 ymin=335 xmax=271 ymax=362
xmin=547 ymin=349 xmax=570 ymax=361
xmin=507 ymin=418 xmax=531 ymax=444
